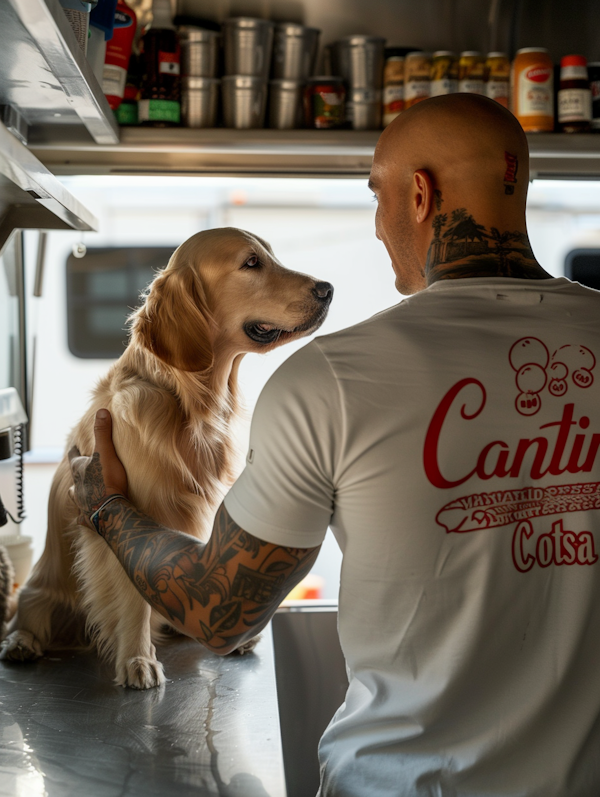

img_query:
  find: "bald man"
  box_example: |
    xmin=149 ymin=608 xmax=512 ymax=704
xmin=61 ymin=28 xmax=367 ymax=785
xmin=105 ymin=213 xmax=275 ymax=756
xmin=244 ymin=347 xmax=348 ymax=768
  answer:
xmin=70 ymin=94 xmax=600 ymax=796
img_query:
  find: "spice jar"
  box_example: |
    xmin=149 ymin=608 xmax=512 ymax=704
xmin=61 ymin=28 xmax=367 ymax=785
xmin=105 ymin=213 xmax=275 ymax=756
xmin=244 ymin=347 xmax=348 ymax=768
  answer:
xmin=485 ymin=52 xmax=510 ymax=108
xmin=382 ymin=49 xmax=404 ymax=126
xmin=558 ymin=55 xmax=592 ymax=133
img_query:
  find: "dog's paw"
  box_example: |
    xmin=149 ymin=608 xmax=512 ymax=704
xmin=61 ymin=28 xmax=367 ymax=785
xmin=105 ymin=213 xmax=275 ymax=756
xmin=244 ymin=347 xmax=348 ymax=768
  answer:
xmin=230 ymin=635 xmax=261 ymax=656
xmin=115 ymin=656 xmax=166 ymax=689
xmin=0 ymin=630 xmax=43 ymax=662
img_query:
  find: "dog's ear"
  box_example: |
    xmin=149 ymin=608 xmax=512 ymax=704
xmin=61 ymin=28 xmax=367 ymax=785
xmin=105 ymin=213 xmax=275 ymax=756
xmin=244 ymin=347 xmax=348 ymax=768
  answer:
xmin=134 ymin=266 xmax=214 ymax=372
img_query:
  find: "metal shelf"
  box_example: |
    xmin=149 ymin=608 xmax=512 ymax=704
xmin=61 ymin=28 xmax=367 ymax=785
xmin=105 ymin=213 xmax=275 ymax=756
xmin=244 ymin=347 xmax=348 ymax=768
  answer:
xmin=29 ymin=128 xmax=600 ymax=180
xmin=0 ymin=121 xmax=97 ymax=255
xmin=0 ymin=0 xmax=119 ymax=145
xmin=30 ymin=127 xmax=379 ymax=177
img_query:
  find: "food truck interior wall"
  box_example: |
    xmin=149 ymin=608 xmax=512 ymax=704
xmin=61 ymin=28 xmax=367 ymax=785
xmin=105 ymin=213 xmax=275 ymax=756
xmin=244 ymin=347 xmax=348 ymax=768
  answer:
xmin=130 ymin=0 xmax=600 ymax=63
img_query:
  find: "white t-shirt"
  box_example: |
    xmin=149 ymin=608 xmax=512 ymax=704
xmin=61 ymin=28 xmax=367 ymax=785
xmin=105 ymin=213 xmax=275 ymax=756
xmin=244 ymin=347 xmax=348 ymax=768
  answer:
xmin=225 ymin=276 xmax=600 ymax=797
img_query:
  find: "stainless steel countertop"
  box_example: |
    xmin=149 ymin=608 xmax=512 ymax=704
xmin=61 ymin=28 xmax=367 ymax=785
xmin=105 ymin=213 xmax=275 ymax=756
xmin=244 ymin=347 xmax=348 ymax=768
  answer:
xmin=0 ymin=628 xmax=286 ymax=797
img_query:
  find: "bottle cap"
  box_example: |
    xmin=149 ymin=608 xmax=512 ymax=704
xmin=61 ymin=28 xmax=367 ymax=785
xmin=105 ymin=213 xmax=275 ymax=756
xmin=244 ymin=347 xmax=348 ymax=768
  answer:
xmin=516 ymin=47 xmax=549 ymax=55
xmin=151 ymin=0 xmax=174 ymax=29
xmin=561 ymin=54 xmax=587 ymax=67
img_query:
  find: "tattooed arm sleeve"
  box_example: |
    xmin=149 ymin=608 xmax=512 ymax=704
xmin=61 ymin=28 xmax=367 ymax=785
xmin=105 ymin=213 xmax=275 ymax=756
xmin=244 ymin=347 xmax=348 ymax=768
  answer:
xmin=97 ymin=498 xmax=321 ymax=654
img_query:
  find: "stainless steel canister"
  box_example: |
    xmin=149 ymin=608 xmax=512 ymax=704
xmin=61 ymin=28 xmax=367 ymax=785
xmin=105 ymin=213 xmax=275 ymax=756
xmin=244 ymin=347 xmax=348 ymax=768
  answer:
xmin=268 ymin=80 xmax=304 ymax=129
xmin=332 ymin=36 xmax=386 ymax=89
xmin=222 ymin=17 xmax=274 ymax=79
xmin=181 ymin=77 xmax=220 ymax=127
xmin=222 ymin=75 xmax=268 ymax=128
xmin=272 ymin=23 xmax=320 ymax=80
xmin=346 ymin=87 xmax=382 ymax=129
xmin=178 ymin=27 xmax=219 ymax=77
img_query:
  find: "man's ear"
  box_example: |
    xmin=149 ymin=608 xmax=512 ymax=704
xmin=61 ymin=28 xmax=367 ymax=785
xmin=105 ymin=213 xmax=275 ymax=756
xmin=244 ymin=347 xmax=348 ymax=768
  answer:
xmin=134 ymin=266 xmax=214 ymax=372
xmin=413 ymin=169 xmax=434 ymax=224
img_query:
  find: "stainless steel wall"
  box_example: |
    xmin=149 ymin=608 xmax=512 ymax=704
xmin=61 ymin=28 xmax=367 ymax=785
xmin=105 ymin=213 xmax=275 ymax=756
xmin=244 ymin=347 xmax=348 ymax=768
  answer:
xmin=131 ymin=0 xmax=600 ymax=64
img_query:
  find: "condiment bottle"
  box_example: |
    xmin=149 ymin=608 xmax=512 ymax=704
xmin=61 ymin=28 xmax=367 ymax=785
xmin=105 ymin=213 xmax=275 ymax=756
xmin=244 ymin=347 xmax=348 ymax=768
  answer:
xmin=485 ymin=52 xmax=510 ymax=108
xmin=430 ymin=51 xmax=458 ymax=97
xmin=458 ymin=51 xmax=485 ymax=94
xmin=138 ymin=0 xmax=181 ymax=126
xmin=382 ymin=49 xmax=404 ymax=126
xmin=115 ymin=52 xmax=141 ymax=125
xmin=510 ymin=48 xmax=554 ymax=132
xmin=558 ymin=55 xmax=592 ymax=133
xmin=102 ymin=0 xmax=137 ymax=111
xmin=404 ymin=52 xmax=431 ymax=109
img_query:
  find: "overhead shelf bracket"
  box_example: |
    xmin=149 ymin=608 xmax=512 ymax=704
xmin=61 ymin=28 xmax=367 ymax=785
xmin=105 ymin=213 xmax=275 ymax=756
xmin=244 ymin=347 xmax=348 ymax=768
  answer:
xmin=0 ymin=121 xmax=97 ymax=256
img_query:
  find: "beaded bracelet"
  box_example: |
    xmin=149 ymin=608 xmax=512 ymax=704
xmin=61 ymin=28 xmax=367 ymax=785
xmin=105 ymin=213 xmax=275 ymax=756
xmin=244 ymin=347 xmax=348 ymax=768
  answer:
xmin=90 ymin=494 xmax=129 ymax=533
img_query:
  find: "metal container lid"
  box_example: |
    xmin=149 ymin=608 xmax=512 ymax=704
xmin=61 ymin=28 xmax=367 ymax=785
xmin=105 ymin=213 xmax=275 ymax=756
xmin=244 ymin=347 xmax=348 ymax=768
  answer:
xmin=182 ymin=76 xmax=221 ymax=89
xmin=433 ymin=50 xmax=456 ymax=57
xmin=222 ymin=75 xmax=268 ymax=86
xmin=460 ymin=51 xmax=483 ymax=57
xmin=487 ymin=52 xmax=508 ymax=58
xmin=336 ymin=35 xmax=386 ymax=46
xmin=222 ymin=17 xmax=274 ymax=28
xmin=269 ymin=79 xmax=306 ymax=88
xmin=274 ymin=22 xmax=320 ymax=36
xmin=177 ymin=26 xmax=219 ymax=42
xmin=406 ymin=51 xmax=432 ymax=59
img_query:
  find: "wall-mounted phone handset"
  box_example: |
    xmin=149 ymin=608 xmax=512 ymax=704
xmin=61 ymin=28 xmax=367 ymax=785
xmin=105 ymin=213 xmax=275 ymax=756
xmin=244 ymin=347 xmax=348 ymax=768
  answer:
xmin=0 ymin=388 xmax=27 ymax=529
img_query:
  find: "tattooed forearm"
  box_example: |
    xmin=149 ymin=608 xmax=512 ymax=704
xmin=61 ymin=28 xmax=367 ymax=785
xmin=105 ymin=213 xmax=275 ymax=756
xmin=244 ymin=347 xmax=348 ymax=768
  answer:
xmin=97 ymin=500 xmax=320 ymax=653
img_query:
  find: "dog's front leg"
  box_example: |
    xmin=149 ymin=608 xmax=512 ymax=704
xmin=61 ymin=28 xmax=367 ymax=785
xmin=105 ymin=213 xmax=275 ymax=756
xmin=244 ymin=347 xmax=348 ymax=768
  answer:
xmin=74 ymin=531 xmax=165 ymax=689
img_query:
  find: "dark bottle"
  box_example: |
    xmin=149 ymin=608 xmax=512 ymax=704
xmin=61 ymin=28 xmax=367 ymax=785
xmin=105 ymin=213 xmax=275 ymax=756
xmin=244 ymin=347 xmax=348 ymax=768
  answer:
xmin=138 ymin=0 xmax=181 ymax=126
xmin=558 ymin=54 xmax=592 ymax=133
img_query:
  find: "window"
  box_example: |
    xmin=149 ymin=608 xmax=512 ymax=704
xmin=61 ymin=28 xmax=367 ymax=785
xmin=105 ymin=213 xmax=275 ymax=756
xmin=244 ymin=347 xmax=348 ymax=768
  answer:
xmin=564 ymin=249 xmax=600 ymax=291
xmin=66 ymin=247 xmax=174 ymax=358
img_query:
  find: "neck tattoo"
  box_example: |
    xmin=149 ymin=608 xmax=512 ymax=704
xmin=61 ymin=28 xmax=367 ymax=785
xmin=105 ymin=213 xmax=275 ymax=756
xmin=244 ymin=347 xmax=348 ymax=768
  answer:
xmin=426 ymin=205 xmax=549 ymax=285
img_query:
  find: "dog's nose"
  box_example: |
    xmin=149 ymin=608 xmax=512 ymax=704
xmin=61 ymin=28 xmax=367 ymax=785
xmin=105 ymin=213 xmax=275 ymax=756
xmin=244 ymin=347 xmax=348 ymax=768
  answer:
xmin=312 ymin=281 xmax=334 ymax=301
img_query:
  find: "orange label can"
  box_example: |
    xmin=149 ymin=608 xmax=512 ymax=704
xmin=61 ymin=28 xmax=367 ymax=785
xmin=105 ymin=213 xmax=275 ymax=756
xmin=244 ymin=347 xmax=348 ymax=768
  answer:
xmin=511 ymin=47 xmax=554 ymax=132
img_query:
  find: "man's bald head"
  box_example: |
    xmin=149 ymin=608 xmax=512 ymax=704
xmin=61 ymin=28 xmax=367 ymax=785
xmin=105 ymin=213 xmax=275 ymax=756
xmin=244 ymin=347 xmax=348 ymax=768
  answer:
xmin=373 ymin=93 xmax=529 ymax=200
xmin=370 ymin=94 xmax=534 ymax=294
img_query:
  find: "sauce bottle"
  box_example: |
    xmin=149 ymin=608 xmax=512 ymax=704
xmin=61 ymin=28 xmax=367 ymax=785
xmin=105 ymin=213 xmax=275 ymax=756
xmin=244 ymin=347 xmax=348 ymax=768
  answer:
xmin=511 ymin=48 xmax=554 ymax=132
xmin=558 ymin=55 xmax=592 ymax=133
xmin=138 ymin=0 xmax=181 ymax=126
xmin=102 ymin=0 xmax=137 ymax=111
xmin=382 ymin=50 xmax=404 ymax=126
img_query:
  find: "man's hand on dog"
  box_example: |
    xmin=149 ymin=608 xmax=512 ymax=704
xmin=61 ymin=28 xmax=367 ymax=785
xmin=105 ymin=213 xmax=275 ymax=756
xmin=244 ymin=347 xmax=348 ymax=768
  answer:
xmin=68 ymin=409 xmax=129 ymax=528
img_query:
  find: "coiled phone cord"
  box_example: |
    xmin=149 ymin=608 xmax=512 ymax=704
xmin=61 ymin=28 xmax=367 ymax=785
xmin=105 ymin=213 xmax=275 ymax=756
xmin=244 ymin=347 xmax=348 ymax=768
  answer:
xmin=12 ymin=424 xmax=25 ymax=523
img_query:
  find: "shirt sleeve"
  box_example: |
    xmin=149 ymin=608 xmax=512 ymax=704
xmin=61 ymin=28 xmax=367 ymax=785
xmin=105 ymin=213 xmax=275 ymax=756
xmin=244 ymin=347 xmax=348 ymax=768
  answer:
xmin=224 ymin=340 xmax=340 ymax=548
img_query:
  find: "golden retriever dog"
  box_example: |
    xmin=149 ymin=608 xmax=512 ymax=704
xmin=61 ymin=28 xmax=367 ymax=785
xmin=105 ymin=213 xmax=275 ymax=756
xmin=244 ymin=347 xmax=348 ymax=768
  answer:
xmin=0 ymin=228 xmax=333 ymax=688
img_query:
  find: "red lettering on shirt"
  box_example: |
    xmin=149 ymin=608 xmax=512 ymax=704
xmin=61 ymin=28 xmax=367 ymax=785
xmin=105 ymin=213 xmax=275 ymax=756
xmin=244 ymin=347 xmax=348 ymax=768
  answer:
xmin=424 ymin=379 xmax=600 ymax=489
xmin=512 ymin=518 xmax=598 ymax=572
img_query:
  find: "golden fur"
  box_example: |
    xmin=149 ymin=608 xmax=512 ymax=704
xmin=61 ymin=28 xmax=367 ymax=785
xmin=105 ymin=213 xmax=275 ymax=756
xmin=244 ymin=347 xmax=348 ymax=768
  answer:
xmin=0 ymin=228 xmax=332 ymax=688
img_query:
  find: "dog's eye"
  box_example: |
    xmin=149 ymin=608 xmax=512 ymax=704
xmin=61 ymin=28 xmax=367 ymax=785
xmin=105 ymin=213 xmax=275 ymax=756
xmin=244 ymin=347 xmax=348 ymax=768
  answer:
xmin=242 ymin=255 xmax=259 ymax=269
